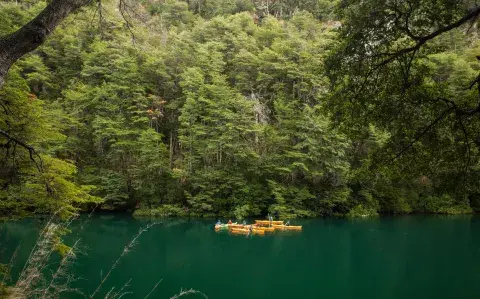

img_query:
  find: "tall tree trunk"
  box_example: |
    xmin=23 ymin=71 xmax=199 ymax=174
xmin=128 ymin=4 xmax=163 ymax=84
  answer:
xmin=169 ymin=131 xmax=174 ymax=169
xmin=0 ymin=0 xmax=88 ymax=89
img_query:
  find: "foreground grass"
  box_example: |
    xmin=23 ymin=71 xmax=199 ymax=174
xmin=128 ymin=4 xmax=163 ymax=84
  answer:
xmin=0 ymin=214 xmax=206 ymax=299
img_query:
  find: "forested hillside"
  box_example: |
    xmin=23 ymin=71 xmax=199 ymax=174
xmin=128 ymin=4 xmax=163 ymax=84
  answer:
xmin=1 ymin=0 xmax=479 ymax=219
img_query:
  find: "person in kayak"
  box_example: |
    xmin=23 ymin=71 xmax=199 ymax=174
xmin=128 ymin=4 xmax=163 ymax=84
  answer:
xmin=216 ymin=220 xmax=221 ymax=225
xmin=243 ymin=220 xmax=247 ymax=225
xmin=228 ymin=220 xmax=232 ymax=224
xmin=285 ymin=221 xmax=290 ymax=226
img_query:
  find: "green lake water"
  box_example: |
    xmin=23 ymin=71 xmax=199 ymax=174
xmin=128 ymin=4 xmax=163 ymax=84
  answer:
xmin=1 ymin=214 xmax=480 ymax=299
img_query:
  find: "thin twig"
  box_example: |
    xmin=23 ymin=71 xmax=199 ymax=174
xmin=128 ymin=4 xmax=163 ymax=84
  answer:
xmin=390 ymin=106 xmax=455 ymax=162
xmin=40 ymin=239 xmax=81 ymax=299
xmin=1 ymin=241 xmax=21 ymax=285
xmin=17 ymin=208 xmax=64 ymax=281
xmin=89 ymin=222 xmax=158 ymax=298
xmin=118 ymin=0 xmax=136 ymax=46
xmin=143 ymin=278 xmax=163 ymax=299
xmin=170 ymin=288 xmax=208 ymax=299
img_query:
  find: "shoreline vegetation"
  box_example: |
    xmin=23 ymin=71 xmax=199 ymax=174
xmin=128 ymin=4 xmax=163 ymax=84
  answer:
xmin=131 ymin=203 xmax=474 ymax=219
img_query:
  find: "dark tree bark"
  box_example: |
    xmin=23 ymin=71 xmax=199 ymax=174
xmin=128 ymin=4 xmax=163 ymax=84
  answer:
xmin=0 ymin=0 xmax=89 ymax=89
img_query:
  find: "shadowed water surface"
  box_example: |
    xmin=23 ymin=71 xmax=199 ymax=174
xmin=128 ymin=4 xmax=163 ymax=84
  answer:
xmin=1 ymin=214 xmax=479 ymax=298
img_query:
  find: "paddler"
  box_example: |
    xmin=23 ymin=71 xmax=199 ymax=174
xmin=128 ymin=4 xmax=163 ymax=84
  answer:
xmin=228 ymin=219 xmax=232 ymax=224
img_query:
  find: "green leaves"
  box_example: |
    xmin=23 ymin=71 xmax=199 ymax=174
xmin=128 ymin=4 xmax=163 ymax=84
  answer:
xmin=0 ymin=64 xmax=102 ymax=218
xmin=2 ymin=0 xmax=477 ymax=219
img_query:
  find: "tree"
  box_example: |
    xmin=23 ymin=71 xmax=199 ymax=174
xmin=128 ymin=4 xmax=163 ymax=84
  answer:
xmin=329 ymin=0 xmax=480 ymax=147
xmin=327 ymin=0 xmax=480 ymax=211
xmin=0 ymin=62 xmax=102 ymax=218
xmin=3 ymin=0 xmax=479 ymax=218
xmin=178 ymin=46 xmax=258 ymax=215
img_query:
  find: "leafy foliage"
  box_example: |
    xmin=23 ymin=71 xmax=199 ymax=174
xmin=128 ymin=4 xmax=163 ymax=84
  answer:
xmin=1 ymin=0 xmax=479 ymax=219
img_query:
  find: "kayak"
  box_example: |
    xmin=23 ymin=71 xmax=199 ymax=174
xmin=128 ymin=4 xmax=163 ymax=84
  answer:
xmin=252 ymin=226 xmax=275 ymax=232
xmin=230 ymin=228 xmax=265 ymax=235
xmin=255 ymin=220 xmax=284 ymax=225
xmin=272 ymin=225 xmax=302 ymax=231
xmin=229 ymin=224 xmax=246 ymax=229
xmin=215 ymin=222 xmax=300 ymax=233
xmin=215 ymin=224 xmax=229 ymax=231
xmin=215 ymin=223 xmax=239 ymax=229
xmin=236 ymin=229 xmax=264 ymax=235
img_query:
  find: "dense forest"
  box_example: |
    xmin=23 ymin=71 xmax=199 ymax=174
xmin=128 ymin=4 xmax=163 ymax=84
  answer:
xmin=0 ymin=0 xmax=479 ymax=220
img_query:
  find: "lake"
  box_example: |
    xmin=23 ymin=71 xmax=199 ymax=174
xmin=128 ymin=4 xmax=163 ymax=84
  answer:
xmin=1 ymin=214 xmax=479 ymax=299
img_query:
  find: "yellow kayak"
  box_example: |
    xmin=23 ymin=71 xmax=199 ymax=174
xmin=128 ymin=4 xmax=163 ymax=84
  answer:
xmin=229 ymin=224 xmax=245 ymax=229
xmin=230 ymin=228 xmax=265 ymax=235
xmin=272 ymin=225 xmax=302 ymax=231
xmin=216 ymin=223 xmax=249 ymax=231
xmin=255 ymin=220 xmax=284 ymax=225
xmin=253 ymin=226 xmax=275 ymax=232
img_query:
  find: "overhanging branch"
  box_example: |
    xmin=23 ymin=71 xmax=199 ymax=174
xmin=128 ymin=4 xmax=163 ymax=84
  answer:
xmin=376 ymin=5 xmax=480 ymax=67
xmin=0 ymin=129 xmax=43 ymax=172
xmin=0 ymin=0 xmax=91 ymax=89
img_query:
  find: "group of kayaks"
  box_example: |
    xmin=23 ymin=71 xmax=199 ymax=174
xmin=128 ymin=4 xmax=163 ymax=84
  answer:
xmin=214 ymin=220 xmax=302 ymax=236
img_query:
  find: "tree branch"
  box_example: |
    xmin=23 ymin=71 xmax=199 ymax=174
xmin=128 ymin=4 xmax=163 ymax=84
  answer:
xmin=386 ymin=2 xmax=421 ymax=41
xmin=0 ymin=0 xmax=91 ymax=89
xmin=118 ymin=0 xmax=137 ymax=46
xmin=391 ymin=106 xmax=455 ymax=162
xmin=376 ymin=5 xmax=480 ymax=67
xmin=0 ymin=129 xmax=43 ymax=172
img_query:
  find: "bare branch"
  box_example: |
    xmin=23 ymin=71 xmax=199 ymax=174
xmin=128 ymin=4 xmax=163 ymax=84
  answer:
xmin=376 ymin=5 xmax=480 ymax=67
xmin=386 ymin=2 xmax=420 ymax=41
xmin=118 ymin=0 xmax=136 ymax=46
xmin=391 ymin=106 xmax=455 ymax=162
xmin=0 ymin=129 xmax=43 ymax=172
xmin=457 ymin=114 xmax=471 ymax=171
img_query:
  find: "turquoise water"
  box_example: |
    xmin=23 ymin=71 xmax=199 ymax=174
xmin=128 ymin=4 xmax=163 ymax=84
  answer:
xmin=1 ymin=214 xmax=480 ymax=298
